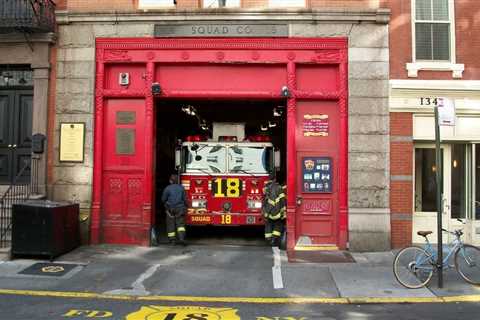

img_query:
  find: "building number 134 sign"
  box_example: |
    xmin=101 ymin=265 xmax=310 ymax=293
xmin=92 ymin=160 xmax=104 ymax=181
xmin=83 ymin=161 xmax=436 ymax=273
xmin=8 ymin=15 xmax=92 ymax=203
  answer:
xmin=420 ymin=97 xmax=456 ymax=126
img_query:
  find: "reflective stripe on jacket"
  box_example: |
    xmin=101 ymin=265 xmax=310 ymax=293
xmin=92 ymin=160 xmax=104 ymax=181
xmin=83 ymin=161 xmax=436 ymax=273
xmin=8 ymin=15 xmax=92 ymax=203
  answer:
xmin=262 ymin=181 xmax=286 ymax=220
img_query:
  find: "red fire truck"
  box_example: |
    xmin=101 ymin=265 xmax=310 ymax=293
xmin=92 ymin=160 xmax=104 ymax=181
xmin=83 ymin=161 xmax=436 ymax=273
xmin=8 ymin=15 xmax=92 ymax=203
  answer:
xmin=175 ymin=123 xmax=279 ymax=226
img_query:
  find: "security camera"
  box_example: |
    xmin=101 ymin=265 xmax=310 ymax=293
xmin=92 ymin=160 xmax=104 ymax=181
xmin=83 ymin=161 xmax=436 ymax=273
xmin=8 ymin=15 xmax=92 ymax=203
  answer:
xmin=151 ymin=82 xmax=161 ymax=95
xmin=281 ymin=86 xmax=290 ymax=97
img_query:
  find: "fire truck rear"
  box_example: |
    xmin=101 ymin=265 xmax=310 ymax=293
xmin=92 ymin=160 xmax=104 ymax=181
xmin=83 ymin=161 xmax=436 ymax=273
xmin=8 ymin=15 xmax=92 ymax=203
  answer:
xmin=175 ymin=123 xmax=279 ymax=226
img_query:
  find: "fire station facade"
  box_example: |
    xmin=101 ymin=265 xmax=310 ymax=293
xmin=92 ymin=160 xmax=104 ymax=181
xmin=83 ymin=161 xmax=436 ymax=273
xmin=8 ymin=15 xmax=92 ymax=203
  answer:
xmin=51 ymin=2 xmax=391 ymax=252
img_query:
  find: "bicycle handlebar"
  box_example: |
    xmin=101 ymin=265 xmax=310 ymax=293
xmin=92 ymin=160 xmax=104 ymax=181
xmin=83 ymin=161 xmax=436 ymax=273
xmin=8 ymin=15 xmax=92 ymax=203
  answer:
xmin=442 ymin=228 xmax=464 ymax=237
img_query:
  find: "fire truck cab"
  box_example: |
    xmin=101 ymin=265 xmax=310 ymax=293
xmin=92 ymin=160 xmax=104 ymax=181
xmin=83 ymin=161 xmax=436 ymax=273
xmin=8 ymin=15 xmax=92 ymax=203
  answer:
xmin=175 ymin=123 xmax=280 ymax=226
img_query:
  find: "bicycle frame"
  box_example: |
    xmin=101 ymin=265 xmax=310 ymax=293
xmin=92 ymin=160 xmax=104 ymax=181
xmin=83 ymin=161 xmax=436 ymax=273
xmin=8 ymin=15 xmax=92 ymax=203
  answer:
xmin=420 ymin=232 xmax=464 ymax=270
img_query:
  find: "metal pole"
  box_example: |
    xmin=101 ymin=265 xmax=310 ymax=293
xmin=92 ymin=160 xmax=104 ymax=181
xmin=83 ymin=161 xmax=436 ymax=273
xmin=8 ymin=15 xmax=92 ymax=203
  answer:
xmin=434 ymin=106 xmax=443 ymax=288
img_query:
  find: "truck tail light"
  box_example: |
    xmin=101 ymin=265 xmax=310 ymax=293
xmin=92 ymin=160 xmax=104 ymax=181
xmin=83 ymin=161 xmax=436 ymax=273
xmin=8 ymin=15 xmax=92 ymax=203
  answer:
xmin=247 ymin=200 xmax=262 ymax=209
xmin=192 ymin=199 xmax=207 ymax=208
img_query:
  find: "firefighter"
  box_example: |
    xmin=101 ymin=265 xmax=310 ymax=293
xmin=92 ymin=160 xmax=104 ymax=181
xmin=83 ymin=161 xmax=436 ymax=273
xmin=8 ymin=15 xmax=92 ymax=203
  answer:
xmin=262 ymin=178 xmax=286 ymax=247
xmin=161 ymin=174 xmax=187 ymax=246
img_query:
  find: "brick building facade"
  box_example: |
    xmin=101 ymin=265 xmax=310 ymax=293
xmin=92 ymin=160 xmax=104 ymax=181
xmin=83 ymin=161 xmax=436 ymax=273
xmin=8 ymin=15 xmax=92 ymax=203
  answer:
xmin=388 ymin=0 xmax=480 ymax=248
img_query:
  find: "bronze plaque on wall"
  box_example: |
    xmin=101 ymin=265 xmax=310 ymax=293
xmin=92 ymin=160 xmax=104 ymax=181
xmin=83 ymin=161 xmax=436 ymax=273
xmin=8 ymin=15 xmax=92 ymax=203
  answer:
xmin=116 ymin=128 xmax=135 ymax=155
xmin=59 ymin=123 xmax=85 ymax=162
xmin=116 ymin=111 xmax=136 ymax=124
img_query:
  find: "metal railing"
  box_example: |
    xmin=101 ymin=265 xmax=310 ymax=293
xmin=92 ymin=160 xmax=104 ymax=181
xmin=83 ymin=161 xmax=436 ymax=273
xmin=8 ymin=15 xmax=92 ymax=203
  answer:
xmin=0 ymin=0 xmax=56 ymax=33
xmin=0 ymin=157 xmax=39 ymax=248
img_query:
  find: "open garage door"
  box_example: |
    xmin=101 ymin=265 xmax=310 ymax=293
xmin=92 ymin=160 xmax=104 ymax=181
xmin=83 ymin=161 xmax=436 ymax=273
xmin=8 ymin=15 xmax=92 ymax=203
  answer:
xmin=154 ymin=99 xmax=286 ymax=245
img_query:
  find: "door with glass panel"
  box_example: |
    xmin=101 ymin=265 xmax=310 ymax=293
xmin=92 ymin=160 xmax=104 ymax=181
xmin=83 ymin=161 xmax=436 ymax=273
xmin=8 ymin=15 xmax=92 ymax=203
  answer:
xmin=413 ymin=145 xmax=452 ymax=243
xmin=414 ymin=144 xmax=474 ymax=244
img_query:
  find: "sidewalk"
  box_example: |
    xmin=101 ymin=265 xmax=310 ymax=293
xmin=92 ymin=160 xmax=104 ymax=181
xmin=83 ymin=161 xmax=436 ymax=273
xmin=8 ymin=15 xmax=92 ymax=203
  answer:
xmin=0 ymin=244 xmax=479 ymax=304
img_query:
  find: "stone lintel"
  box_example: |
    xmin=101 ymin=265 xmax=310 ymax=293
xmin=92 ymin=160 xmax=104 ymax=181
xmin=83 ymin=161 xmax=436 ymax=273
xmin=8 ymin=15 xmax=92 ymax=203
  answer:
xmin=56 ymin=9 xmax=390 ymax=25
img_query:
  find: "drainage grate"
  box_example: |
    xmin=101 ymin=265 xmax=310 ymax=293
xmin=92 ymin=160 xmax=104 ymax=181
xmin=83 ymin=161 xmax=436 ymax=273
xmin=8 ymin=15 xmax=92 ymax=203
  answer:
xmin=18 ymin=262 xmax=79 ymax=277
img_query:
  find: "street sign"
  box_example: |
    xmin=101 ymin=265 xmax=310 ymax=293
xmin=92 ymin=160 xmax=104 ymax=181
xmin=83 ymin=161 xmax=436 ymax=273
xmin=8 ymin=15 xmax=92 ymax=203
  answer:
xmin=437 ymin=97 xmax=456 ymax=126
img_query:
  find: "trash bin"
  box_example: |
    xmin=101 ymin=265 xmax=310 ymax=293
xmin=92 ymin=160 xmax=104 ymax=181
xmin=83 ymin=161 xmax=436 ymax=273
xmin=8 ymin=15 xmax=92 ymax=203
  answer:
xmin=12 ymin=200 xmax=80 ymax=260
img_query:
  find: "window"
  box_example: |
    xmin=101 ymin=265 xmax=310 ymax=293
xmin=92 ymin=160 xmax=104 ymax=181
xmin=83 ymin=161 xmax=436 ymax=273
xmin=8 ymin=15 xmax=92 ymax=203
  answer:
xmin=407 ymin=0 xmax=464 ymax=78
xmin=415 ymin=148 xmax=443 ymax=212
xmin=414 ymin=0 xmax=450 ymax=61
xmin=183 ymin=144 xmax=227 ymax=174
xmin=138 ymin=0 xmax=175 ymax=9
xmin=202 ymin=0 xmax=240 ymax=8
xmin=227 ymin=146 xmax=274 ymax=174
xmin=268 ymin=0 xmax=305 ymax=8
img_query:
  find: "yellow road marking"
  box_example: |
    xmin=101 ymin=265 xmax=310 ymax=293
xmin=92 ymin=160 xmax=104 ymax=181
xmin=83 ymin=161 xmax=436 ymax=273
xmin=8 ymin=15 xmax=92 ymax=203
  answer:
xmin=348 ymin=296 xmax=444 ymax=304
xmin=0 ymin=288 xmax=479 ymax=304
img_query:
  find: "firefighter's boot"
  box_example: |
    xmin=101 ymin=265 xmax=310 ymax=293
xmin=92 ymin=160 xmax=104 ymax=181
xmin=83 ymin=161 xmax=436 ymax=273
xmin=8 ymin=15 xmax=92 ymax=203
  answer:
xmin=177 ymin=227 xmax=187 ymax=246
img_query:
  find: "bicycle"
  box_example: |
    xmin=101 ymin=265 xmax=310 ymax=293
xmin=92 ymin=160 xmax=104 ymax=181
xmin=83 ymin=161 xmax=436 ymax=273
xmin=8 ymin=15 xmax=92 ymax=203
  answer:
xmin=393 ymin=221 xmax=480 ymax=289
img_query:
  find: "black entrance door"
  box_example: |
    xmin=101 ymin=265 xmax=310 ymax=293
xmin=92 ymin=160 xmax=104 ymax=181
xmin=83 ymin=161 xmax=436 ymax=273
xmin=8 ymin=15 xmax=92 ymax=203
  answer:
xmin=0 ymin=90 xmax=33 ymax=184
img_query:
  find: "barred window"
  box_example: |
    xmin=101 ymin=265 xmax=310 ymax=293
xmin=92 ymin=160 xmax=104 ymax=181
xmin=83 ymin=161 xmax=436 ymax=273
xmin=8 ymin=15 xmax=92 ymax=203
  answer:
xmin=414 ymin=0 xmax=451 ymax=61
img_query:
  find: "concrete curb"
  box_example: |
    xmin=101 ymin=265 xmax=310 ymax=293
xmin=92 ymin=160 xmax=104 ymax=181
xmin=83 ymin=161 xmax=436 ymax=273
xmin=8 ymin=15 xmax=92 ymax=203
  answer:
xmin=0 ymin=289 xmax=479 ymax=304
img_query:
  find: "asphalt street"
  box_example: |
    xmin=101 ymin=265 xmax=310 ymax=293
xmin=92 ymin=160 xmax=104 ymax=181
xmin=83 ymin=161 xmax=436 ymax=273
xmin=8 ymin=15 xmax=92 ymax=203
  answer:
xmin=1 ymin=244 xmax=480 ymax=319
xmin=0 ymin=293 xmax=479 ymax=320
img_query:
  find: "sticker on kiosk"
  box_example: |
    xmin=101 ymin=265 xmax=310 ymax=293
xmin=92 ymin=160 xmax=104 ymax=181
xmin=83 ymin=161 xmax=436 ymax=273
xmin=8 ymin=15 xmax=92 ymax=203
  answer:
xmin=302 ymin=157 xmax=332 ymax=193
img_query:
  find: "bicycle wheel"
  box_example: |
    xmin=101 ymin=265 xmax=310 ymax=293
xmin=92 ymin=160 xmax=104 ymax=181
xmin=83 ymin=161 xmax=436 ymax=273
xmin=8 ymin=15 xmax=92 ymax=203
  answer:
xmin=455 ymin=244 xmax=480 ymax=285
xmin=393 ymin=246 xmax=434 ymax=289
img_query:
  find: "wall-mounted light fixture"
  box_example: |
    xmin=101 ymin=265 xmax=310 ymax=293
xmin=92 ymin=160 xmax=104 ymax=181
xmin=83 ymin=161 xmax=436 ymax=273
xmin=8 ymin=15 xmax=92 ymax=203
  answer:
xmin=151 ymin=82 xmax=161 ymax=95
xmin=281 ymin=86 xmax=290 ymax=97
xmin=268 ymin=121 xmax=277 ymax=128
xmin=260 ymin=124 xmax=268 ymax=131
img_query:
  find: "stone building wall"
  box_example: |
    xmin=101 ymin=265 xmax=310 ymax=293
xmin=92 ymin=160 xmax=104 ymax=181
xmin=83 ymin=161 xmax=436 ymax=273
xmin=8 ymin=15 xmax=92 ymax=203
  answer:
xmin=54 ymin=9 xmax=390 ymax=250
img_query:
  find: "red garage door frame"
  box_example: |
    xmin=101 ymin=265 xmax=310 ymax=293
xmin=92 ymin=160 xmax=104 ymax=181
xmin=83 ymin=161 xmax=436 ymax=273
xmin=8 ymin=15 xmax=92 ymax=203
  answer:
xmin=92 ymin=38 xmax=348 ymax=251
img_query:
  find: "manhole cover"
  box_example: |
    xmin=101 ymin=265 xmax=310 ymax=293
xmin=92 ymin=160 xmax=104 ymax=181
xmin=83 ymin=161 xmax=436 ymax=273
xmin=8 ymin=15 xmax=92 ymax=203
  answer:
xmin=18 ymin=262 xmax=79 ymax=277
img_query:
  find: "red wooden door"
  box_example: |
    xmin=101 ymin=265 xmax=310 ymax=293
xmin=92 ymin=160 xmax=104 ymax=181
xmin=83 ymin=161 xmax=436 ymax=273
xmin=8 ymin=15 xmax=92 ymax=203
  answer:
xmin=295 ymin=100 xmax=340 ymax=246
xmin=101 ymin=99 xmax=147 ymax=244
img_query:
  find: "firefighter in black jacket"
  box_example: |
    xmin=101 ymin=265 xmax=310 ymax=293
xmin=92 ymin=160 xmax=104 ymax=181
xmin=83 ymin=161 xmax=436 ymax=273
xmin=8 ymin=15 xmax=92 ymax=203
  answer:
xmin=262 ymin=179 xmax=286 ymax=247
xmin=161 ymin=174 xmax=187 ymax=245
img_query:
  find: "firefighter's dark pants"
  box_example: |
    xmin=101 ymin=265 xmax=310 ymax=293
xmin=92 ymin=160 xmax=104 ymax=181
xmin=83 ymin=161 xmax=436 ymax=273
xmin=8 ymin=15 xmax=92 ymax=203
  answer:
xmin=166 ymin=207 xmax=186 ymax=241
xmin=265 ymin=219 xmax=284 ymax=244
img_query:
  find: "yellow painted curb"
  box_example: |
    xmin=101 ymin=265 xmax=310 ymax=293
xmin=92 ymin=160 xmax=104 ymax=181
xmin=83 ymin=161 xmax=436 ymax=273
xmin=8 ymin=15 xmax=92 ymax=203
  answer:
xmin=0 ymin=288 xmax=479 ymax=304
xmin=347 ymin=297 xmax=444 ymax=304
xmin=0 ymin=289 xmax=347 ymax=304
xmin=442 ymin=295 xmax=480 ymax=303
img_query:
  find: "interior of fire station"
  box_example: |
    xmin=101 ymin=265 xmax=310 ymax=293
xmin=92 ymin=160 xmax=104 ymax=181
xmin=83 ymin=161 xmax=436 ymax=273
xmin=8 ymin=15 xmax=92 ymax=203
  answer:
xmin=154 ymin=99 xmax=287 ymax=245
